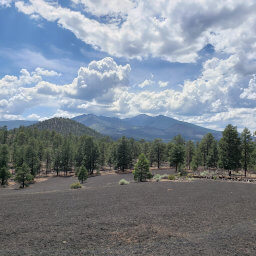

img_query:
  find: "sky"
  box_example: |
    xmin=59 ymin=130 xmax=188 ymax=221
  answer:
xmin=0 ymin=0 xmax=256 ymax=132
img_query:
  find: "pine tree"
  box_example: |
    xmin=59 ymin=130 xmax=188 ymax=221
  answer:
xmin=61 ymin=139 xmax=73 ymax=176
xmin=151 ymin=139 xmax=166 ymax=169
xmin=185 ymin=141 xmax=194 ymax=170
xmin=116 ymin=136 xmax=131 ymax=171
xmin=15 ymin=163 xmax=33 ymax=188
xmin=78 ymin=165 xmax=88 ymax=183
xmin=133 ymin=153 xmax=152 ymax=182
xmin=169 ymin=143 xmax=185 ymax=172
xmin=241 ymin=128 xmax=254 ymax=177
xmin=0 ymin=167 xmax=11 ymax=186
xmin=218 ymin=124 xmax=241 ymax=176
xmin=0 ymin=144 xmax=10 ymax=185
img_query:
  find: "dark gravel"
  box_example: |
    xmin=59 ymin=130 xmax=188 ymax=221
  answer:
xmin=1 ymin=170 xmax=256 ymax=256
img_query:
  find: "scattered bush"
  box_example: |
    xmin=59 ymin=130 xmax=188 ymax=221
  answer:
xmin=119 ymin=179 xmax=130 ymax=185
xmin=133 ymin=154 xmax=152 ymax=182
xmin=168 ymin=174 xmax=176 ymax=180
xmin=77 ymin=166 xmax=88 ymax=184
xmin=153 ymin=174 xmax=169 ymax=182
xmin=70 ymin=182 xmax=82 ymax=189
xmin=200 ymin=171 xmax=210 ymax=177
xmin=160 ymin=174 xmax=169 ymax=179
xmin=153 ymin=174 xmax=161 ymax=182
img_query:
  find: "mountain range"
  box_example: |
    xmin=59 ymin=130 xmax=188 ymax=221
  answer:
xmin=0 ymin=114 xmax=222 ymax=142
xmin=73 ymin=114 xmax=222 ymax=141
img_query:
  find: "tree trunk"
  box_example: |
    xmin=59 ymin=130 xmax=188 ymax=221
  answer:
xmin=175 ymin=163 xmax=178 ymax=172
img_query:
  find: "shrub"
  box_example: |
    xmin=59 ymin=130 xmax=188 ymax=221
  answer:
xmin=200 ymin=171 xmax=210 ymax=177
xmin=153 ymin=174 xmax=161 ymax=182
xmin=70 ymin=182 xmax=82 ymax=189
xmin=160 ymin=174 xmax=169 ymax=179
xmin=168 ymin=174 xmax=176 ymax=180
xmin=133 ymin=154 xmax=152 ymax=182
xmin=77 ymin=166 xmax=88 ymax=184
xmin=119 ymin=179 xmax=129 ymax=185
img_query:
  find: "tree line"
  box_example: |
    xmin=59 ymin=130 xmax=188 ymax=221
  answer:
xmin=0 ymin=124 xmax=255 ymax=187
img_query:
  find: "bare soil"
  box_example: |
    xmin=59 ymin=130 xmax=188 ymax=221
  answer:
xmin=1 ymin=169 xmax=256 ymax=255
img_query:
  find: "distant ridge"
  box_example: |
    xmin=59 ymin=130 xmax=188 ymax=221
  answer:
xmin=0 ymin=120 xmax=37 ymax=130
xmin=30 ymin=117 xmax=104 ymax=138
xmin=73 ymin=114 xmax=222 ymax=142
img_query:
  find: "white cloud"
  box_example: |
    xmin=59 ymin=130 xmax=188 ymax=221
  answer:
xmin=27 ymin=113 xmax=40 ymax=120
xmin=35 ymin=67 xmax=61 ymax=77
xmin=1 ymin=56 xmax=256 ymax=131
xmin=138 ymin=79 xmax=154 ymax=88
xmin=66 ymin=57 xmax=131 ymax=101
xmin=13 ymin=0 xmax=256 ymax=64
xmin=158 ymin=81 xmax=168 ymax=88
xmin=240 ymin=75 xmax=256 ymax=100
xmin=0 ymin=0 xmax=13 ymax=7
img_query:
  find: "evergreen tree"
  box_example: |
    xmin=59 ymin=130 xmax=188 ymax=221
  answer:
xmin=83 ymin=137 xmax=99 ymax=175
xmin=61 ymin=139 xmax=73 ymax=176
xmin=185 ymin=141 xmax=194 ymax=170
xmin=241 ymin=128 xmax=254 ymax=177
xmin=218 ymin=124 xmax=241 ymax=176
xmin=0 ymin=167 xmax=11 ymax=186
xmin=191 ymin=142 xmax=201 ymax=171
xmin=133 ymin=153 xmax=152 ymax=182
xmin=116 ymin=136 xmax=131 ymax=171
xmin=53 ymin=149 xmax=62 ymax=176
xmin=45 ymin=149 xmax=52 ymax=175
xmin=151 ymin=139 xmax=165 ymax=168
xmin=15 ymin=163 xmax=33 ymax=188
xmin=24 ymin=140 xmax=40 ymax=176
xmin=77 ymin=165 xmax=88 ymax=183
xmin=0 ymin=144 xmax=10 ymax=185
xmin=169 ymin=143 xmax=185 ymax=172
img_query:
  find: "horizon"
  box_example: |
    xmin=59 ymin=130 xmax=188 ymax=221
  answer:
xmin=1 ymin=1 xmax=256 ymax=132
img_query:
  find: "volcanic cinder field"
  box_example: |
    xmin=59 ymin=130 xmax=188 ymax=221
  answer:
xmin=1 ymin=170 xmax=256 ymax=256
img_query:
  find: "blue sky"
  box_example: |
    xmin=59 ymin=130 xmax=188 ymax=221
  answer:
xmin=0 ymin=0 xmax=256 ymax=132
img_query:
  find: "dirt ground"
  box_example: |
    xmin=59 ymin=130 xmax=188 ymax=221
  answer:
xmin=1 ymin=169 xmax=256 ymax=255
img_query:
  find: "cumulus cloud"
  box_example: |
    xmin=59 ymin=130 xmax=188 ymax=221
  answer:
xmin=138 ymin=79 xmax=154 ymax=88
xmin=0 ymin=0 xmax=13 ymax=7
xmin=12 ymin=0 xmax=256 ymax=64
xmin=158 ymin=81 xmax=168 ymax=88
xmin=66 ymin=57 xmax=131 ymax=101
xmin=0 ymin=56 xmax=256 ymax=131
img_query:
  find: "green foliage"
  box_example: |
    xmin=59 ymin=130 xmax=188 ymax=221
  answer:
xmin=0 ymin=144 xmax=11 ymax=185
xmin=185 ymin=140 xmax=195 ymax=170
xmin=168 ymin=174 xmax=176 ymax=180
xmin=70 ymin=182 xmax=82 ymax=189
xmin=133 ymin=153 xmax=152 ymax=182
xmin=0 ymin=167 xmax=11 ymax=186
xmin=153 ymin=173 xmax=169 ymax=181
xmin=15 ymin=163 xmax=34 ymax=188
xmin=116 ymin=136 xmax=132 ymax=171
xmin=77 ymin=166 xmax=88 ymax=184
xmin=218 ymin=124 xmax=241 ymax=172
xmin=32 ymin=117 xmax=103 ymax=138
xmin=169 ymin=143 xmax=185 ymax=172
xmin=150 ymin=139 xmax=166 ymax=168
xmin=119 ymin=179 xmax=130 ymax=185
xmin=199 ymin=133 xmax=218 ymax=168
xmin=241 ymin=128 xmax=254 ymax=177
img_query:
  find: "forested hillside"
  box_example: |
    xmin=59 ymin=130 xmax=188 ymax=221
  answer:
xmin=1 ymin=123 xmax=256 ymax=188
xmin=31 ymin=117 xmax=104 ymax=138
